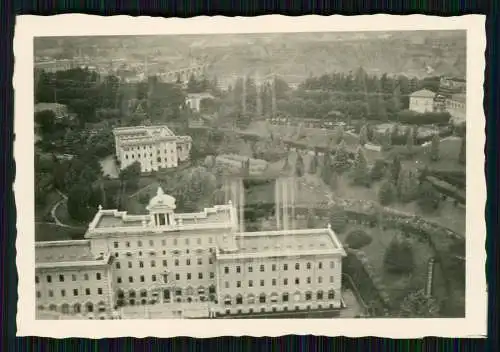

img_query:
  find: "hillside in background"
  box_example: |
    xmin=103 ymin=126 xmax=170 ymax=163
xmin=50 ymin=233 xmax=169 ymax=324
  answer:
xmin=35 ymin=30 xmax=466 ymax=85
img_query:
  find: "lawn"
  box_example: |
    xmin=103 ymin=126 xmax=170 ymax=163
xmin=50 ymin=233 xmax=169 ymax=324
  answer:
xmin=35 ymin=223 xmax=85 ymax=242
xmin=336 ymin=224 xmax=445 ymax=310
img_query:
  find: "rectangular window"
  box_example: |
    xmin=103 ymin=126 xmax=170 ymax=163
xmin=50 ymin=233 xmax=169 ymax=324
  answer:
xmin=84 ymin=274 xmax=89 ymax=280
xmin=140 ymin=275 xmax=145 ymax=282
xmin=248 ymin=280 xmax=253 ymax=287
xmin=330 ymin=276 xmax=334 ymax=283
xmin=138 ymin=240 xmax=143 ymax=247
xmin=306 ymin=262 xmax=311 ymax=270
xmin=210 ymin=272 xmax=214 ymax=279
xmin=73 ymin=289 xmax=78 ymax=296
xmin=139 ymin=261 xmax=144 ymax=268
xmin=248 ymin=266 xmax=253 ymax=273
xmin=126 ymin=241 xmax=130 ymax=248
xmin=85 ymin=288 xmax=91 ymax=295
xmin=116 ymin=262 xmax=121 ymax=269
xmin=224 ymin=266 xmax=229 ymax=274
xmin=329 ymin=261 xmax=334 ymax=269
xmin=117 ymin=277 xmax=122 ymax=283
xmin=319 ymin=262 xmax=323 ymax=269
xmin=272 ymin=279 xmax=277 ymax=286
xmin=272 ymin=264 xmax=276 ymax=271
xmin=113 ymin=242 xmax=119 ymax=248
xmin=59 ymin=274 xmax=64 ymax=282
xmin=175 ymin=259 xmax=179 ymax=266
xmin=209 ymin=258 xmax=213 ymax=264
xmin=197 ymin=258 xmax=202 ymax=265
xmin=151 ymin=260 xmax=156 ymax=267
xmin=236 ymin=266 xmax=241 ymax=273
xmin=152 ymin=275 xmax=157 ymax=282
xmin=98 ymin=288 xmax=103 ymax=295
xmin=284 ymin=278 xmax=288 ymax=285
xmin=318 ymin=276 xmax=323 ymax=284
xmin=61 ymin=289 xmax=66 ymax=297
xmin=96 ymin=273 xmax=102 ymax=280
xmin=295 ymin=263 xmax=300 ymax=270
xmin=161 ymin=239 xmax=166 ymax=246
xmin=186 ymin=259 xmax=190 ymax=266
xmin=307 ymin=277 xmax=311 ymax=284
xmin=237 ymin=281 xmax=241 ymax=288
xmin=260 ymin=280 xmax=265 ymax=287
xmin=260 ymin=264 xmax=265 ymax=272
xmin=225 ymin=281 xmax=229 ymax=288
xmin=47 ymin=275 xmax=52 ymax=283
xmin=48 ymin=290 xmax=53 ymax=297
xmin=186 ymin=273 xmax=191 ymax=280
xmin=128 ymin=276 xmax=133 ymax=283
xmin=295 ymin=278 xmax=300 ymax=285
xmin=283 ymin=264 xmax=288 ymax=271
xmin=72 ymin=274 xmax=76 ymax=281
xmin=35 ymin=276 xmax=39 ymax=284
xmin=163 ymin=260 xmax=168 ymax=267
xmin=198 ymin=273 xmax=203 ymax=279
xmin=149 ymin=240 xmax=154 ymax=247
xmin=128 ymin=262 xmax=133 ymax=268
xmin=175 ymin=274 xmax=180 ymax=280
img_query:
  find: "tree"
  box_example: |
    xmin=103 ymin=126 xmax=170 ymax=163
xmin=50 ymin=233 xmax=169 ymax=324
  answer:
xmin=417 ymin=181 xmax=440 ymax=213
xmin=405 ymin=127 xmax=414 ymax=154
xmin=34 ymin=110 xmax=57 ymax=135
xmin=397 ymin=169 xmax=415 ymax=202
xmin=430 ymin=134 xmax=440 ymax=161
xmin=399 ymin=289 xmax=440 ymax=318
xmin=383 ymin=235 xmax=415 ymax=274
xmin=370 ymin=159 xmax=386 ymax=181
xmin=321 ymin=153 xmax=332 ymax=184
xmin=308 ymin=153 xmax=318 ymax=174
xmin=359 ymin=124 xmax=368 ymax=146
xmin=67 ymin=181 xmax=99 ymax=222
xmin=345 ymin=229 xmax=372 ymax=249
xmin=306 ymin=208 xmax=316 ymax=228
xmin=119 ymin=161 xmax=142 ymax=191
xmin=334 ymin=125 xmax=345 ymax=145
xmin=458 ymin=136 xmax=466 ymax=165
xmin=390 ymin=154 xmax=402 ymax=184
xmin=378 ymin=180 xmax=397 ymax=206
xmin=329 ymin=206 xmax=348 ymax=233
xmin=332 ymin=140 xmax=350 ymax=172
xmin=295 ymin=152 xmax=305 ymax=177
xmin=351 ymin=147 xmax=370 ymax=187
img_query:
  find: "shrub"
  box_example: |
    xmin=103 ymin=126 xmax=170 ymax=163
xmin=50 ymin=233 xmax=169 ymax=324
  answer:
xmin=383 ymin=236 xmax=415 ymax=275
xmin=345 ymin=230 xmax=373 ymax=249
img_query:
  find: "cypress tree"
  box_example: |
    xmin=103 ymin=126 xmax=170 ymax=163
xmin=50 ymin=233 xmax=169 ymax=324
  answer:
xmin=430 ymin=134 xmax=440 ymax=162
xmin=406 ymin=127 xmax=414 ymax=154
xmin=308 ymin=153 xmax=318 ymax=174
xmin=359 ymin=124 xmax=368 ymax=146
xmin=390 ymin=154 xmax=402 ymax=184
xmin=295 ymin=152 xmax=305 ymax=177
xmin=352 ymin=147 xmax=370 ymax=187
xmin=417 ymin=181 xmax=440 ymax=213
xmin=379 ymin=180 xmax=397 ymax=206
xmin=332 ymin=140 xmax=350 ymax=172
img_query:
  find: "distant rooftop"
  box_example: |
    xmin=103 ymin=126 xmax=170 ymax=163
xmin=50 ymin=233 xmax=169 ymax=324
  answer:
xmin=35 ymin=240 xmax=110 ymax=268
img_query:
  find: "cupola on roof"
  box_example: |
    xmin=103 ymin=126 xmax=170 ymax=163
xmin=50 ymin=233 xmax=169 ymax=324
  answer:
xmin=147 ymin=187 xmax=176 ymax=211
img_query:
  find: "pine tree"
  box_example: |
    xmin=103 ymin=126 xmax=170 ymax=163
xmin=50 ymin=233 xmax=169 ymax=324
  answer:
xmin=379 ymin=180 xmax=397 ymax=206
xmin=332 ymin=140 xmax=350 ymax=172
xmin=458 ymin=136 xmax=466 ymax=165
xmin=430 ymin=134 xmax=440 ymax=161
xmin=359 ymin=124 xmax=368 ymax=146
xmin=390 ymin=155 xmax=402 ymax=184
xmin=295 ymin=152 xmax=305 ymax=177
xmin=352 ymin=147 xmax=370 ymax=187
xmin=397 ymin=169 xmax=416 ymax=202
xmin=417 ymin=181 xmax=440 ymax=213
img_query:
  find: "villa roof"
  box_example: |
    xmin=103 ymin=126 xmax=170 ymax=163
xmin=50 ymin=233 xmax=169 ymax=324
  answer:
xmin=35 ymin=240 xmax=111 ymax=269
xmin=410 ymin=89 xmax=436 ymax=98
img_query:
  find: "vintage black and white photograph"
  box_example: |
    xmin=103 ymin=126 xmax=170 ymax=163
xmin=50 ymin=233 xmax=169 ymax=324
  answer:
xmin=15 ymin=15 xmax=486 ymax=337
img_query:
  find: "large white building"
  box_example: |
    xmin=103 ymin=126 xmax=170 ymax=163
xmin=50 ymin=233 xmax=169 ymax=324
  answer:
xmin=409 ymin=89 xmax=437 ymax=114
xmin=35 ymin=183 xmax=346 ymax=319
xmin=113 ymin=125 xmax=192 ymax=173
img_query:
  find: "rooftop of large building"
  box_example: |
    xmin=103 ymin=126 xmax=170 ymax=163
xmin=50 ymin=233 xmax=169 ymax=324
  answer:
xmin=216 ymin=226 xmax=346 ymax=260
xmin=85 ymin=187 xmax=235 ymax=237
xmin=35 ymin=240 xmax=111 ymax=268
xmin=113 ymin=125 xmax=192 ymax=146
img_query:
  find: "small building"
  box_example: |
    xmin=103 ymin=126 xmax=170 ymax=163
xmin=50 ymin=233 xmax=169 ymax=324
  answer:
xmin=408 ymin=89 xmax=437 ymax=114
xmin=185 ymin=92 xmax=215 ymax=113
xmin=113 ymin=125 xmax=192 ymax=173
xmin=446 ymin=93 xmax=466 ymax=125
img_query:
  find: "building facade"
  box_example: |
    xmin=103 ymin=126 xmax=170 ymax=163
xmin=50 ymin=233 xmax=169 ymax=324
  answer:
xmin=445 ymin=93 xmax=466 ymax=125
xmin=113 ymin=125 xmax=192 ymax=173
xmin=35 ymin=185 xmax=346 ymax=319
xmin=408 ymin=89 xmax=437 ymax=114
